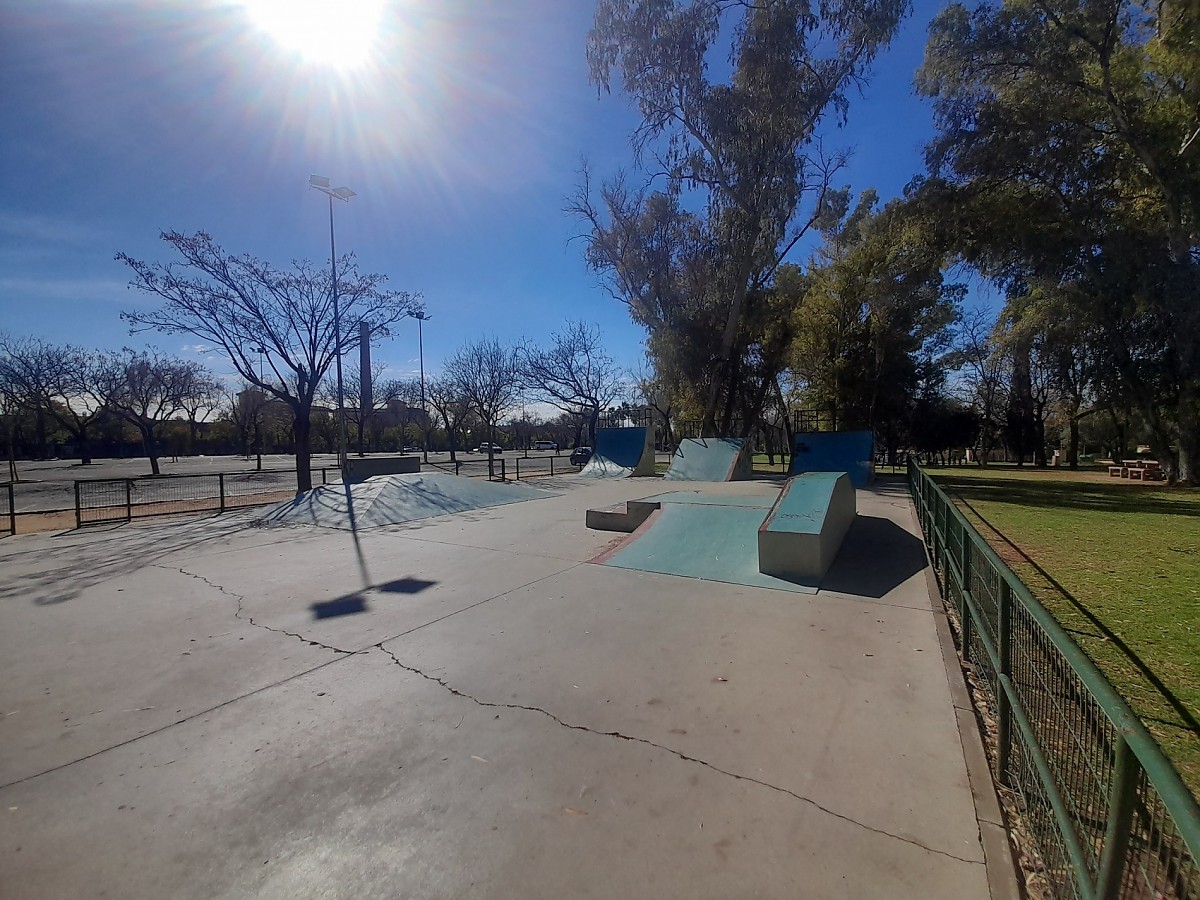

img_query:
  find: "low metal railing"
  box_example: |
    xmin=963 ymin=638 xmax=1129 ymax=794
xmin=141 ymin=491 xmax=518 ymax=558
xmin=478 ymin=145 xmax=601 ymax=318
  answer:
xmin=74 ymin=467 xmax=340 ymax=526
xmin=909 ymin=460 xmax=1199 ymax=899
xmin=1 ymin=482 xmax=13 ymax=536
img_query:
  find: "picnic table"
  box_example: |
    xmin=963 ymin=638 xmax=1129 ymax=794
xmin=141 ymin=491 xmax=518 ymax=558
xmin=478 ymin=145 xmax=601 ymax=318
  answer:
xmin=1108 ymin=459 xmax=1164 ymax=480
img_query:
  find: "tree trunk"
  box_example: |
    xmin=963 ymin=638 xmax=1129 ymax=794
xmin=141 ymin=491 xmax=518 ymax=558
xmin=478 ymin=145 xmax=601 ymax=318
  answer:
xmin=139 ymin=424 xmax=161 ymax=476
xmin=78 ymin=426 xmax=92 ymax=466
xmin=294 ymin=410 xmax=313 ymax=492
xmin=1068 ymin=417 xmax=1080 ymax=470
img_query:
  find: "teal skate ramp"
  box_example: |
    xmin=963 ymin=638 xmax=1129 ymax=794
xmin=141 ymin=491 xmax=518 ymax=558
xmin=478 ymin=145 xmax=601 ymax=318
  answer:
xmin=664 ymin=437 xmax=752 ymax=482
xmin=598 ymin=496 xmax=817 ymax=593
xmin=579 ymin=427 xmax=655 ymax=478
xmin=788 ymin=431 xmax=874 ymax=486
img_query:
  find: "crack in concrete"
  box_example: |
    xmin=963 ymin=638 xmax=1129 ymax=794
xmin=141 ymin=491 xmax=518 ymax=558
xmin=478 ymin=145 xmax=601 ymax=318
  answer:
xmin=162 ymin=565 xmax=354 ymax=656
xmin=373 ymin=644 xmax=984 ymax=867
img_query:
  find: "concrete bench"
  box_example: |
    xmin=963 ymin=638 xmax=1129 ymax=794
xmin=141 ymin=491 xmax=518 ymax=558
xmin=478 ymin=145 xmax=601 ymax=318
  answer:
xmin=758 ymin=472 xmax=856 ymax=580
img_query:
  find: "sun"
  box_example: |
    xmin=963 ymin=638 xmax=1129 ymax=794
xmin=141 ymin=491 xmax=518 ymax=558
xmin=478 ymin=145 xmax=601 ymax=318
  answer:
xmin=243 ymin=0 xmax=385 ymax=69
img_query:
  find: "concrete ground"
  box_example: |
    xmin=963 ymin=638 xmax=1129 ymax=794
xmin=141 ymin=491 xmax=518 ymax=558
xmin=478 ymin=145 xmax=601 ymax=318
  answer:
xmin=0 ymin=475 xmax=1009 ymax=898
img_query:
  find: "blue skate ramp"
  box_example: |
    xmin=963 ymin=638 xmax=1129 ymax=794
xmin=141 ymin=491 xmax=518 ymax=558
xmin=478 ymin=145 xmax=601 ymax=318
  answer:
xmin=579 ymin=427 xmax=653 ymax=478
xmin=788 ymin=431 xmax=874 ymax=486
xmin=664 ymin=437 xmax=752 ymax=481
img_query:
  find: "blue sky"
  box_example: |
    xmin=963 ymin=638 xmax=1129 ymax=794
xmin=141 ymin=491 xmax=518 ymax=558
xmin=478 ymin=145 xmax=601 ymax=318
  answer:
xmin=0 ymin=0 xmax=953 ymax=387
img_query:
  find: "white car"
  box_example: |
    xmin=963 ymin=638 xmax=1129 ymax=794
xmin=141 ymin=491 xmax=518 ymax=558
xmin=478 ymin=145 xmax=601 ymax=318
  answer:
xmin=475 ymin=443 xmax=504 ymax=454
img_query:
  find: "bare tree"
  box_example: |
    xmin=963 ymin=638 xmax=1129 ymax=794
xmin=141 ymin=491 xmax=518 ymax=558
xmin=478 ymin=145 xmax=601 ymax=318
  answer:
xmin=445 ymin=338 xmax=521 ymax=473
xmin=92 ymin=348 xmax=198 ymax=475
xmin=318 ymin=362 xmax=414 ymax=455
xmin=177 ymin=367 xmax=222 ymax=455
xmin=119 ymin=230 xmax=422 ymax=491
xmin=517 ymin=322 xmax=625 ymax=446
xmin=0 ymin=335 xmax=107 ymax=465
xmin=424 ymin=374 xmax=474 ymax=461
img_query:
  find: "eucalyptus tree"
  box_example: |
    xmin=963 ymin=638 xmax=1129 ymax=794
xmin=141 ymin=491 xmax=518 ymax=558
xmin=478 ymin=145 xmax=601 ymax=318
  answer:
xmin=577 ymin=0 xmax=907 ymax=435
xmin=918 ymin=0 xmax=1200 ymax=480
xmin=119 ymin=230 xmax=421 ymax=490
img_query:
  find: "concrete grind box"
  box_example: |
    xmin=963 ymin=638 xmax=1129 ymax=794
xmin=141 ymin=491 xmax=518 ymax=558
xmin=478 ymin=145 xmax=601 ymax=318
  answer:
xmin=758 ymin=472 xmax=856 ymax=580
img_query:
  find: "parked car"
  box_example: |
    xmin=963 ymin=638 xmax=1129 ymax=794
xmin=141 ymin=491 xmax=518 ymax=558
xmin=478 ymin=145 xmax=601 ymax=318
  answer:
xmin=532 ymin=440 xmax=558 ymax=451
xmin=475 ymin=443 xmax=504 ymax=454
xmin=570 ymin=446 xmax=593 ymax=466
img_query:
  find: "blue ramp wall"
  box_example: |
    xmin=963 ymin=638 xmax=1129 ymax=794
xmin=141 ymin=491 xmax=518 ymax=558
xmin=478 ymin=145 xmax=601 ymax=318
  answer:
xmin=788 ymin=431 xmax=874 ymax=486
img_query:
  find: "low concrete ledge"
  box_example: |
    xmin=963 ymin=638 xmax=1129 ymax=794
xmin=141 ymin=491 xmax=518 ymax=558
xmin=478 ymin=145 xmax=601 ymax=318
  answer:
xmin=758 ymin=472 xmax=856 ymax=580
xmin=585 ymin=499 xmax=661 ymax=533
xmin=343 ymin=455 xmax=421 ymax=483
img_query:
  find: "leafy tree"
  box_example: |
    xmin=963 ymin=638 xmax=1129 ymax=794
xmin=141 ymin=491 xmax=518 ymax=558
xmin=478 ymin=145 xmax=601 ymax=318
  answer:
xmin=118 ymin=231 xmax=421 ymax=490
xmin=517 ymin=321 xmax=626 ymax=445
xmin=580 ymin=0 xmax=906 ymax=434
xmin=918 ymin=0 xmax=1200 ymax=481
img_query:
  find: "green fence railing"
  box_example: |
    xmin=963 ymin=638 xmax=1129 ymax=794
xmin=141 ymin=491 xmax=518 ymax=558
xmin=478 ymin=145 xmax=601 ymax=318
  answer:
xmin=908 ymin=461 xmax=1200 ymax=900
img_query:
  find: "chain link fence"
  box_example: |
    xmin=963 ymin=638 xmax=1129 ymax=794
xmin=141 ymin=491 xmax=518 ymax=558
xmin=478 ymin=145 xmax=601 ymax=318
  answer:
xmin=75 ymin=467 xmax=341 ymax=526
xmin=909 ymin=460 xmax=1199 ymax=900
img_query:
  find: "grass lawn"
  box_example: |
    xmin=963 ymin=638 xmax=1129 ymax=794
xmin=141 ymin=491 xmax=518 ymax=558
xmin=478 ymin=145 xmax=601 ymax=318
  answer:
xmin=925 ymin=464 xmax=1200 ymax=799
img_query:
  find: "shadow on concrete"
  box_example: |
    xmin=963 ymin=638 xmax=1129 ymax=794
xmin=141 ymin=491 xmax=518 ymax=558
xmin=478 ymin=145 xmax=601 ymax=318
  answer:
xmin=375 ymin=577 xmax=436 ymax=594
xmin=311 ymin=595 xmax=368 ymax=619
xmin=820 ymin=515 xmax=928 ymax=599
xmin=309 ymin=577 xmax=437 ymax=620
xmin=0 ymin=513 xmax=280 ymax=607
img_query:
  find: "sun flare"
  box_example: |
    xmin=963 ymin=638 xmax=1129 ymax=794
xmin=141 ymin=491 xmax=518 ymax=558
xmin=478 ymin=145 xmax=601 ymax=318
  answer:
xmin=243 ymin=0 xmax=385 ymax=68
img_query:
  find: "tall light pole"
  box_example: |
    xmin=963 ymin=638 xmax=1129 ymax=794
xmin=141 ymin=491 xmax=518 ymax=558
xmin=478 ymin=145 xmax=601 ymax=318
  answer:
xmin=309 ymin=175 xmax=356 ymax=478
xmin=413 ymin=311 xmax=431 ymax=463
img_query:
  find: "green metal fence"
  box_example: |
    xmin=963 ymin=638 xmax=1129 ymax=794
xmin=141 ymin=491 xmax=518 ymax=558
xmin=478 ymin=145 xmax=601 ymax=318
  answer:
xmin=908 ymin=461 xmax=1200 ymax=900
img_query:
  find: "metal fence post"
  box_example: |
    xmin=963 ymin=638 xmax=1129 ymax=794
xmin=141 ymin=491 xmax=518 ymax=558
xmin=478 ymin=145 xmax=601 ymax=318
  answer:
xmin=500 ymin=458 xmax=506 ymax=481
xmin=75 ymin=481 xmax=82 ymax=529
xmin=8 ymin=481 xmax=16 ymax=535
xmin=1095 ymin=737 xmax=1139 ymax=900
xmin=218 ymin=473 xmax=226 ymax=513
xmin=550 ymin=456 xmax=554 ymax=477
xmin=997 ymin=578 xmax=1012 ymax=784
xmin=516 ymin=458 xmax=521 ymax=481
xmin=125 ymin=479 xmax=133 ymax=522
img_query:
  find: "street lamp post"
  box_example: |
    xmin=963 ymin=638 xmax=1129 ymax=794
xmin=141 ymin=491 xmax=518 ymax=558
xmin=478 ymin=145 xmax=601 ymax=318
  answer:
xmin=309 ymin=175 xmax=356 ymax=479
xmin=413 ymin=312 xmax=431 ymax=463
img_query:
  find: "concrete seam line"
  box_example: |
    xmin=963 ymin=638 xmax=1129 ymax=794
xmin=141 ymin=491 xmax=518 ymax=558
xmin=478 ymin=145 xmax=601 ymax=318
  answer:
xmin=0 ymin=564 xmax=580 ymax=790
xmin=373 ymin=644 xmax=985 ymax=868
xmin=0 ymin=654 xmax=353 ymax=791
xmin=351 ymin=529 xmax=588 ymax=565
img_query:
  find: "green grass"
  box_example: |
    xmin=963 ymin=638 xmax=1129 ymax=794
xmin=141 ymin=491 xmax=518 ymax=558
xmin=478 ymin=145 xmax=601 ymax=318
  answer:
xmin=751 ymin=453 xmax=789 ymax=475
xmin=926 ymin=465 xmax=1200 ymax=798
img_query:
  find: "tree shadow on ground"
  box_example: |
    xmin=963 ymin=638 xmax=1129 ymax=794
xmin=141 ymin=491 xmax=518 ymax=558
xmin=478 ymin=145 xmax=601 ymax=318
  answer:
xmin=820 ymin=515 xmax=929 ymax=599
xmin=937 ymin=475 xmax=1200 ymax=518
xmin=956 ymin=495 xmax=1200 ymax=739
xmin=0 ymin=514 xmax=292 ymax=607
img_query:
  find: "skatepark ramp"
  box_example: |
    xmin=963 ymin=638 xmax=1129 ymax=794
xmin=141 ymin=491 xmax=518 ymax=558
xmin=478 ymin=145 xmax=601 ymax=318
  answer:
xmin=788 ymin=430 xmax=874 ymax=486
xmin=663 ymin=437 xmax=752 ymax=482
xmin=578 ymin=427 xmax=656 ymax=478
xmin=592 ymin=473 xmax=856 ymax=588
